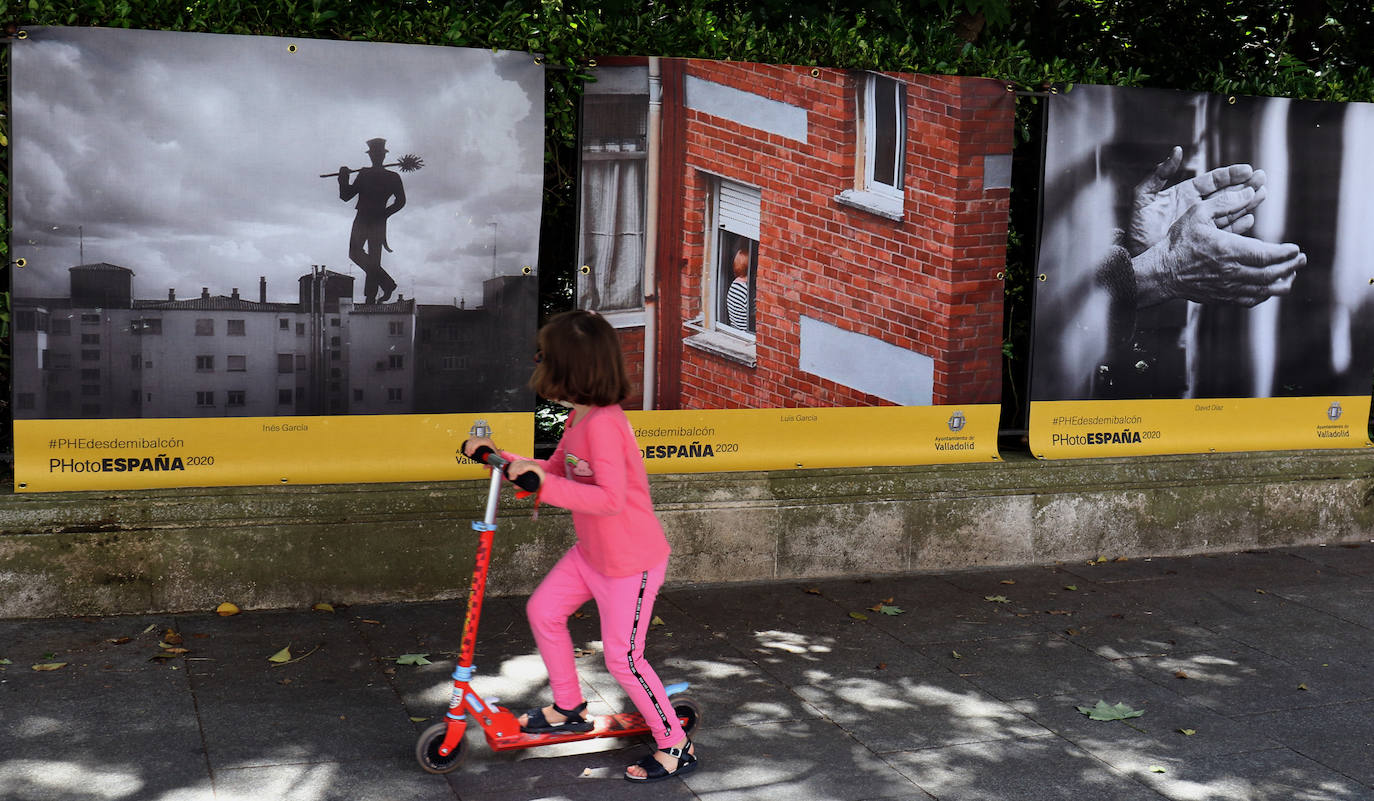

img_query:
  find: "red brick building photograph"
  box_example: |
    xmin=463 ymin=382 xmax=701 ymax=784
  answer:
xmin=577 ymin=57 xmax=1012 ymax=411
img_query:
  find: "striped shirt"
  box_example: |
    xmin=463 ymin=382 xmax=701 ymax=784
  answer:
xmin=726 ymin=277 xmax=751 ymax=330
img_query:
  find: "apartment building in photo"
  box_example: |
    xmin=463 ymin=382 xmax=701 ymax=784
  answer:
xmin=12 ymin=262 xmax=535 ymax=419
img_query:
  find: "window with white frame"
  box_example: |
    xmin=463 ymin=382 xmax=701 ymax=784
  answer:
xmin=712 ymin=180 xmax=760 ymax=339
xmin=576 ymin=69 xmax=649 ymax=321
xmin=683 ymin=176 xmax=760 ymax=368
xmin=837 ymin=72 xmax=908 ymax=220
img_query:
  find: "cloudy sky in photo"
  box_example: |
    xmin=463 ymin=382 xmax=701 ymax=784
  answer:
xmin=11 ymin=26 xmax=544 ymax=307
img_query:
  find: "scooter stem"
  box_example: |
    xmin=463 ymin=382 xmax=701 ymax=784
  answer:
xmin=457 ymin=467 xmax=504 ymax=669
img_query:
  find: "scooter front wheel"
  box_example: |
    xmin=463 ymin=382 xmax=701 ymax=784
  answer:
xmin=415 ymin=722 xmax=469 ymax=774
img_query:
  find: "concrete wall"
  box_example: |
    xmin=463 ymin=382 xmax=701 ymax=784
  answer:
xmin=2 ymin=448 xmax=1372 ymax=618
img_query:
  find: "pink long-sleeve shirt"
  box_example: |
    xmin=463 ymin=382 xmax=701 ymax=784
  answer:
xmin=505 ymin=404 xmax=669 ymax=577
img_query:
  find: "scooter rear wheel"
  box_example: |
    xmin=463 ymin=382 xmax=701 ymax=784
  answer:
xmin=415 ymin=722 xmax=469 ymax=774
xmin=672 ymin=695 xmax=703 ymax=735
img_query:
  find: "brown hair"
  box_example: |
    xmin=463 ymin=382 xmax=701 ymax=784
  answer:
xmin=733 ymin=242 xmax=751 ymax=279
xmin=529 ymin=310 xmax=632 ymax=406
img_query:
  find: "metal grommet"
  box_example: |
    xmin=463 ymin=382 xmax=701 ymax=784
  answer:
xmin=1049 ymin=86 xmax=1059 ymax=94
xmin=1038 ymin=273 xmax=1048 ymax=282
xmin=579 ymin=265 xmax=591 ymax=275
xmin=996 ymin=270 xmax=1005 ymax=280
xmin=1006 ymin=84 xmax=1016 ymax=93
xmin=1228 ymin=96 xmax=1237 ymax=104
xmin=288 ymin=43 xmax=297 ymax=53
xmin=810 ymin=68 xmax=821 ymax=78
xmin=14 ymin=257 xmax=27 ymax=268
xmin=17 ymin=30 xmax=29 ymax=39
xmin=587 ymin=59 xmax=597 ymax=68
xmin=534 ymin=55 xmax=546 ymax=65
xmin=521 ymin=265 xmax=533 ymax=275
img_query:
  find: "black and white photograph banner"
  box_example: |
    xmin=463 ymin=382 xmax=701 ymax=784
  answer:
xmin=1030 ymin=83 xmax=1374 ymax=457
xmin=9 ymin=27 xmax=545 ymax=490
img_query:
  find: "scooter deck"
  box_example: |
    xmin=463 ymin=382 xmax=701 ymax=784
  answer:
xmin=485 ymin=709 xmax=660 ymax=752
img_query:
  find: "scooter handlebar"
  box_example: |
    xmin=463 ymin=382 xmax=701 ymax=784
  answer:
xmin=464 ymin=443 xmax=542 ymax=493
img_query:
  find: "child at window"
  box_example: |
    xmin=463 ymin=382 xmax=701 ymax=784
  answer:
xmin=726 ymin=242 xmax=752 ymax=331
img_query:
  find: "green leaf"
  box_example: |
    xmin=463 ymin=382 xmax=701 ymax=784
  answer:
xmin=876 ymin=605 xmax=904 ymax=616
xmin=396 ymin=653 xmax=432 ymax=666
xmin=31 ymin=662 xmax=67 ymax=671
xmin=1178 ymin=728 xmax=1196 ymax=736
xmin=1149 ymin=765 xmax=1167 ymax=774
xmin=848 ymin=611 xmax=869 ymax=621
xmin=1076 ymin=700 xmax=1145 ymax=721
xmin=268 ymin=645 xmax=292 ymax=663
xmin=650 ymin=615 xmax=666 ymax=626
xmin=0 ymin=658 xmax=11 ymax=665
xmin=984 ymin=595 xmax=1010 ymax=604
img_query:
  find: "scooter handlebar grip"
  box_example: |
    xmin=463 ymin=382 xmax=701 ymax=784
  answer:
xmin=511 ymin=470 xmax=541 ymax=493
xmin=462 ymin=441 xmax=539 ymax=492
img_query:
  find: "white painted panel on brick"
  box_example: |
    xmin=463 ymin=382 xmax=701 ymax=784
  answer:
xmin=685 ymin=75 xmax=808 ymax=144
xmin=799 ymin=315 xmax=934 ymax=406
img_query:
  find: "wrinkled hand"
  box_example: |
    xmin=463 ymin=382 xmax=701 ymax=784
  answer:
xmin=1127 ymin=146 xmax=1267 ymax=256
xmin=1135 ymin=190 xmax=1306 ymax=307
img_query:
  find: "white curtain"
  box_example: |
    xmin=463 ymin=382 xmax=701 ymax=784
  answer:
xmin=578 ymin=157 xmax=645 ymax=311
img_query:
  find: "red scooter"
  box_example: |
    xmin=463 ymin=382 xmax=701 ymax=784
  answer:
xmin=415 ymin=446 xmax=701 ymax=774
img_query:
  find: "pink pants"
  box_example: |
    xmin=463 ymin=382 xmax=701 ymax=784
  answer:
xmin=526 ymin=546 xmax=685 ymax=748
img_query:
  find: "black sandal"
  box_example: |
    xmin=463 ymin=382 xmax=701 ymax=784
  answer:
xmin=520 ymin=701 xmax=594 ymax=734
xmin=624 ymin=738 xmax=697 ymax=783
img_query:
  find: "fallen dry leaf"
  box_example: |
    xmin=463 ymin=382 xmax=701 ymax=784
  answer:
xmin=216 ymin=602 xmax=240 ymax=617
xmin=31 ymin=662 xmax=67 ymax=671
xmin=313 ymin=603 xmax=336 ymax=613
xmin=163 ymin=629 xmax=184 ymax=645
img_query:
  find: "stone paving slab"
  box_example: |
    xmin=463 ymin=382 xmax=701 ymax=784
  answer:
xmin=882 ymin=735 xmax=1159 ymax=801
xmin=2 ymin=544 xmax=1373 ymax=801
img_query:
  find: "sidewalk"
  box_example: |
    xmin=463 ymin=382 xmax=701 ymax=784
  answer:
xmin=2 ymin=543 xmax=1372 ymax=801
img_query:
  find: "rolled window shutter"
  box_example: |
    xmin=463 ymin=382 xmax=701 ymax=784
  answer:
xmin=717 ymin=181 xmax=761 ymax=240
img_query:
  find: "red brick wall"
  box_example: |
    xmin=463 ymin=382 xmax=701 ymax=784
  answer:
xmin=650 ymin=61 xmax=1011 ymax=410
xmin=616 ymin=324 xmax=646 ymax=410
